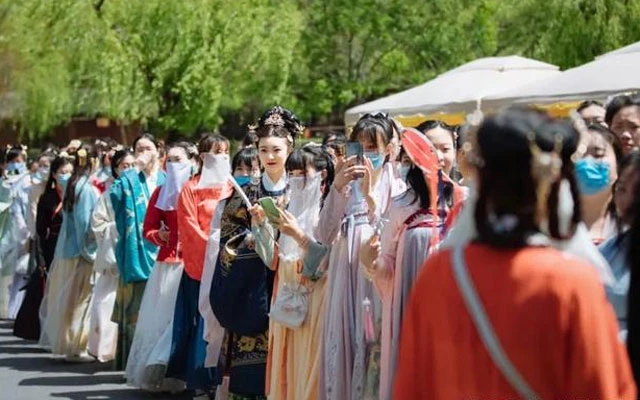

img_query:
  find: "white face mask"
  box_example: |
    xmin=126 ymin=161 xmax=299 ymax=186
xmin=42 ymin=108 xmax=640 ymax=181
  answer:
xmin=280 ymin=173 xmax=323 ymax=262
xmin=155 ymin=161 xmax=193 ymax=211
xmin=197 ymin=153 xmax=231 ymax=189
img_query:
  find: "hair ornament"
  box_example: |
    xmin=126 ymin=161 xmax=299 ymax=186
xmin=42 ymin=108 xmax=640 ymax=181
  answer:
xmin=528 ymin=132 xmax=563 ymax=226
xmin=569 ymin=110 xmax=589 ymax=162
xmin=264 ymin=113 xmax=285 ymax=128
xmin=77 ymin=148 xmax=88 ymax=167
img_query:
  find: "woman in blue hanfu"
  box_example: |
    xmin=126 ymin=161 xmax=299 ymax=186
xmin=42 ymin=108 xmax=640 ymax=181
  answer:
xmin=42 ymin=146 xmax=100 ymax=362
xmin=110 ymin=133 xmax=166 ymax=370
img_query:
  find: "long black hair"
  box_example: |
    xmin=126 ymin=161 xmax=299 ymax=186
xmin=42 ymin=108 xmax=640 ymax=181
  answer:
xmin=474 ymin=108 xmax=581 ymax=248
xmin=403 ymin=165 xmax=430 ymax=210
xmin=285 ymin=146 xmax=335 ymax=205
xmin=45 ymin=156 xmax=72 ymax=193
xmin=623 ymin=151 xmax=640 ymax=386
xmin=63 ymin=144 xmax=98 ymax=212
xmin=111 ymin=149 xmax=134 ymax=180
xmin=232 ymin=146 xmax=259 ymax=172
xmin=350 ymin=114 xmax=394 ymax=150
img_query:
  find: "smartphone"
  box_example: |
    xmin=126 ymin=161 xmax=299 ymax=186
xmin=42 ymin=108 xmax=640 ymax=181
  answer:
xmin=346 ymin=141 xmax=363 ymax=164
xmin=346 ymin=141 xmax=364 ymax=178
xmin=258 ymin=197 xmax=281 ymax=224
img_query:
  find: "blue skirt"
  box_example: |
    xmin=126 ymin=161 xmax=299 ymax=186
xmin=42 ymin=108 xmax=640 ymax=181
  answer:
xmin=166 ymin=272 xmax=215 ymax=390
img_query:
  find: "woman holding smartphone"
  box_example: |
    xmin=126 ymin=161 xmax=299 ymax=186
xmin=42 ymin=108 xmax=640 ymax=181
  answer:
xmin=209 ymin=106 xmax=301 ymax=399
xmin=317 ymin=113 xmax=405 ymax=400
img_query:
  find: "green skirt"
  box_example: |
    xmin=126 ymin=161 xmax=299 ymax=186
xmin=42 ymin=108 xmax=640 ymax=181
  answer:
xmin=111 ymin=279 xmax=147 ymax=370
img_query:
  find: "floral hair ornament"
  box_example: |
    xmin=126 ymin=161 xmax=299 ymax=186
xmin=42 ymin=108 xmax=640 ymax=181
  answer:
xmin=77 ymin=148 xmax=88 ymax=167
xmin=569 ymin=110 xmax=589 ymax=163
xmin=461 ymin=109 xmax=485 ymax=168
xmin=528 ymin=131 xmax=563 ymax=227
xmin=263 ymin=113 xmax=286 ymax=128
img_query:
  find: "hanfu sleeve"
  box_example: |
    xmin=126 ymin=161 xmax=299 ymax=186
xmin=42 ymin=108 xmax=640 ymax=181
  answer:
xmin=315 ymin=184 xmax=349 ymax=245
xmin=109 ymin=176 xmax=126 ymax=239
xmin=75 ymin=180 xmax=99 ymax=263
xmin=91 ymin=192 xmax=112 ymax=242
xmin=301 ymin=240 xmax=329 ymax=280
xmin=177 ymin=180 xmax=209 ymax=280
xmin=143 ymin=188 xmax=165 ymax=247
xmin=35 ymin=193 xmax=50 ymax=267
xmin=252 ymin=222 xmax=276 ymax=269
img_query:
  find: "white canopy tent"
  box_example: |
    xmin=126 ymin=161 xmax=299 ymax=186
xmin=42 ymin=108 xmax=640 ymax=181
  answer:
xmin=344 ymin=56 xmax=560 ymax=126
xmin=483 ymin=41 xmax=640 ymax=110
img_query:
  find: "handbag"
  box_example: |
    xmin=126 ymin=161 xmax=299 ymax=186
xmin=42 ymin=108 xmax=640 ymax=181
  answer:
xmin=269 ymin=282 xmax=309 ymax=329
xmin=451 ymin=244 xmax=540 ymax=400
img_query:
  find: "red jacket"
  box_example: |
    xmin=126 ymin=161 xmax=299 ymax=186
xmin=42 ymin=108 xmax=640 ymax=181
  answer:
xmin=177 ymin=178 xmax=234 ymax=281
xmin=143 ymin=187 xmax=181 ymax=263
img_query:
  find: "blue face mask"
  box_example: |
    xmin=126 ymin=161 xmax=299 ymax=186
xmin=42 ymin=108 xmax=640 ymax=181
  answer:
xmin=7 ymin=162 xmax=26 ymax=175
xmin=575 ymin=158 xmax=611 ymax=195
xmin=399 ymin=165 xmax=410 ymax=180
xmin=364 ymin=152 xmax=384 ymax=170
xmin=234 ymin=175 xmax=251 ymax=186
xmin=57 ymin=173 xmax=72 ymax=191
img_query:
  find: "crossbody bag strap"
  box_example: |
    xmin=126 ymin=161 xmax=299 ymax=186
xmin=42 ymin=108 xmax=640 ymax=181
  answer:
xmin=451 ymin=244 xmax=540 ymax=400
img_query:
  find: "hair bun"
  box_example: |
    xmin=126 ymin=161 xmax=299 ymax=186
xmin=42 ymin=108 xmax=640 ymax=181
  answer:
xmin=257 ymin=106 xmax=304 ymax=140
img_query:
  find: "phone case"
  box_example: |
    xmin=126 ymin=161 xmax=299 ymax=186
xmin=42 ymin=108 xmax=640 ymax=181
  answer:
xmin=258 ymin=197 xmax=281 ymax=223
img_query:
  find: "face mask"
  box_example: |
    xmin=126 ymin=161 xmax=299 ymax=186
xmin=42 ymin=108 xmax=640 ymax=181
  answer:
xmin=57 ymin=173 xmax=72 ymax=191
xmin=575 ymin=158 xmax=611 ymax=195
xmin=7 ymin=162 xmax=26 ymax=174
xmin=399 ymin=165 xmax=410 ymax=180
xmin=364 ymin=152 xmax=384 ymax=170
xmin=234 ymin=175 xmax=251 ymax=186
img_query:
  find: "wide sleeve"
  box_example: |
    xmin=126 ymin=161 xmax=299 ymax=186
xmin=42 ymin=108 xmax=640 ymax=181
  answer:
xmin=301 ymin=240 xmax=329 ymax=280
xmin=75 ymin=181 xmax=99 ymax=262
xmin=563 ymin=270 xmax=636 ymax=399
xmin=252 ymin=222 xmax=277 ymax=269
xmin=315 ymin=184 xmax=349 ymax=245
xmin=143 ymin=188 xmax=165 ymax=247
xmin=26 ymin=184 xmax=42 ymax=239
xmin=177 ymin=181 xmax=208 ymax=279
xmin=109 ymin=175 xmax=126 ymax=239
xmin=393 ymin=267 xmax=435 ymax=399
xmin=35 ymin=193 xmax=50 ymax=267
xmin=91 ymin=192 xmax=111 ymax=241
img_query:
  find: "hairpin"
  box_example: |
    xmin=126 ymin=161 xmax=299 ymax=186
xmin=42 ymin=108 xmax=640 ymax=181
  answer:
xmin=77 ymin=149 xmax=88 ymax=167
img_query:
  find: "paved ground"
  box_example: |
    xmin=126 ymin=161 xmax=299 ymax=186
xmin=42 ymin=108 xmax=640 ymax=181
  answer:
xmin=0 ymin=320 xmax=191 ymax=400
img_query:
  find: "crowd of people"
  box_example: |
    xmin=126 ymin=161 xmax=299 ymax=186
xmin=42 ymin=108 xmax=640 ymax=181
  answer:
xmin=1 ymin=98 xmax=640 ymax=399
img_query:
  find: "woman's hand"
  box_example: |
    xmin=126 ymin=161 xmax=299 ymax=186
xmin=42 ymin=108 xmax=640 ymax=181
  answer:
xmin=158 ymin=229 xmax=170 ymax=243
xmin=249 ymin=204 xmax=267 ymax=226
xmin=360 ymin=234 xmax=382 ymax=280
xmin=334 ymin=156 xmax=367 ymax=192
xmin=277 ymin=209 xmax=306 ymax=245
xmin=361 ymin=158 xmax=377 ymax=211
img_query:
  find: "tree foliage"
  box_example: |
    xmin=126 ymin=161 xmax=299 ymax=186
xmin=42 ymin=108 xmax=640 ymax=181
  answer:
xmin=0 ymin=0 xmax=639 ymax=139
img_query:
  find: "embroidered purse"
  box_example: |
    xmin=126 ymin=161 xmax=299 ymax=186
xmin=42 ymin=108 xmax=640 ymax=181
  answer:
xmin=269 ymin=282 xmax=309 ymax=329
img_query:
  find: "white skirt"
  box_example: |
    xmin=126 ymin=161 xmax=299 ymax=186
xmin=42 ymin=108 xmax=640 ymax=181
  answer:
xmin=87 ymin=271 xmax=119 ymax=362
xmin=126 ymin=260 xmax=184 ymax=391
xmin=42 ymin=257 xmax=94 ymax=356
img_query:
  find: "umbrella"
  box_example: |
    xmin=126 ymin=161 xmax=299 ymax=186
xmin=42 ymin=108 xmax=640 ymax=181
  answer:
xmin=344 ymin=56 xmax=559 ymax=126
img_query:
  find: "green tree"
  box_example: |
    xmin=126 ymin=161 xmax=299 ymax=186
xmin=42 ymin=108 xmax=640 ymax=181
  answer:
xmin=496 ymin=0 xmax=640 ymax=69
xmin=2 ymin=0 xmax=302 ymax=139
xmin=291 ymin=0 xmax=499 ymax=122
